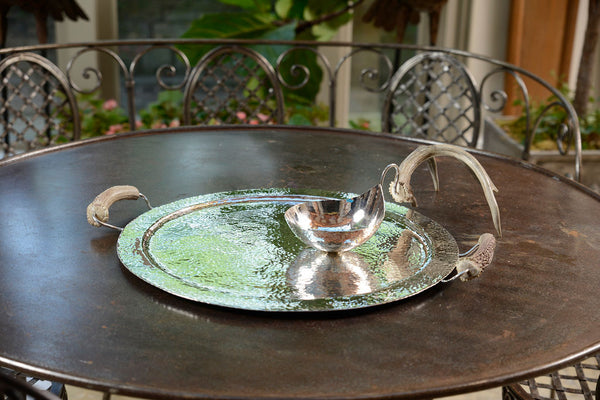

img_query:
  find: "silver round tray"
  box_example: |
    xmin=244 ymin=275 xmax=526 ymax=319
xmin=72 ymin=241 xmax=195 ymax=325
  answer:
xmin=115 ymin=189 xmax=459 ymax=312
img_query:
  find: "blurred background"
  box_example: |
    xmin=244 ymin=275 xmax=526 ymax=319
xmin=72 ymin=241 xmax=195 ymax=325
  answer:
xmin=3 ymin=0 xmax=597 ymax=130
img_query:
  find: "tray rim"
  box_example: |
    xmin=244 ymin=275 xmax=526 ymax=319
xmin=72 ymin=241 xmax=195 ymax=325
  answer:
xmin=116 ymin=188 xmax=460 ymax=312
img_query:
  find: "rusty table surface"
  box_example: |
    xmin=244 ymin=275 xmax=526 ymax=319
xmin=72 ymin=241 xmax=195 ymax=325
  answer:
xmin=1 ymin=126 xmax=599 ymax=400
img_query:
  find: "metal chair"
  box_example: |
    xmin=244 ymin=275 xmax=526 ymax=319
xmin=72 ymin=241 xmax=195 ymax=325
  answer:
xmin=0 ymin=369 xmax=65 ymax=400
xmin=382 ymin=51 xmax=591 ymax=400
xmin=182 ymin=45 xmax=285 ymax=126
xmin=503 ymin=354 xmax=599 ymax=400
xmin=382 ymin=51 xmax=481 ymax=147
xmin=0 ymin=52 xmax=80 ymax=159
xmin=0 ymin=51 xmax=76 ymax=400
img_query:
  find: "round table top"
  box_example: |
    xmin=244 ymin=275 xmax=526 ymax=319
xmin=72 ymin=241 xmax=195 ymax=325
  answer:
xmin=1 ymin=126 xmax=599 ymax=399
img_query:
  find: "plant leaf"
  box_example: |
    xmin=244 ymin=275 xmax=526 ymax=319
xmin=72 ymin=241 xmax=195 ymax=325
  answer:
xmin=180 ymin=12 xmax=275 ymax=39
xmin=303 ymin=0 xmax=353 ymax=41
xmin=274 ymin=0 xmax=293 ymax=18
xmin=179 ymin=12 xmax=277 ymax=65
xmin=217 ymin=0 xmax=271 ymax=12
xmin=287 ymin=113 xmax=313 ymax=126
xmin=274 ymin=0 xmax=308 ymax=19
xmin=246 ymin=23 xmax=296 ymax=65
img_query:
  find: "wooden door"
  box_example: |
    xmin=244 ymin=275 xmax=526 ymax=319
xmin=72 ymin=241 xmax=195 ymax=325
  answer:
xmin=505 ymin=0 xmax=579 ymax=114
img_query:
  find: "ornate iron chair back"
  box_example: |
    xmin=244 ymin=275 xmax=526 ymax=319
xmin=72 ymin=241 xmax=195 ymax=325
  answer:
xmin=504 ymin=353 xmax=600 ymax=400
xmin=382 ymin=52 xmax=481 ymax=147
xmin=0 ymin=52 xmax=80 ymax=159
xmin=0 ymin=369 xmax=63 ymax=400
xmin=183 ymin=46 xmax=285 ymax=126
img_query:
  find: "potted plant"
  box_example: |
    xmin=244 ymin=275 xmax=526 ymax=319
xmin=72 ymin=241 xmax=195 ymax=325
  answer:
xmin=483 ymin=86 xmax=600 ymax=190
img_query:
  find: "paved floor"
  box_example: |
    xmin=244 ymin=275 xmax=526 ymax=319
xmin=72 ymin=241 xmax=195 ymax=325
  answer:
xmin=66 ymin=385 xmax=502 ymax=400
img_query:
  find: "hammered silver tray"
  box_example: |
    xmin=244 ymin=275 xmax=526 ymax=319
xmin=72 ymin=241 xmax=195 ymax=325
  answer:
xmin=116 ymin=188 xmax=459 ymax=312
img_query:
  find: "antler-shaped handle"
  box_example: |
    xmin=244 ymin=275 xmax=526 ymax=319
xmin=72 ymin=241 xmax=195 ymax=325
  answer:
xmin=455 ymin=233 xmax=496 ymax=281
xmin=381 ymin=144 xmax=501 ymax=237
xmin=86 ymin=185 xmax=152 ymax=230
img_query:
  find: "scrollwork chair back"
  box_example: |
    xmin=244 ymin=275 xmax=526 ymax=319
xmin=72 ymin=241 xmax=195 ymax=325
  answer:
xmin=0 ymin=52 xmax=80 ymax=159
xmin=182 ymin=46 xmax=285 ymax=126
xmin=382 ymin=52 xmax=481 ymax=147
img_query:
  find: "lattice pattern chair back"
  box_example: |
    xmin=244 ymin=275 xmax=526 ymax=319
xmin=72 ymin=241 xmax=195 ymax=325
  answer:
xmin=382 ymin=52 xmax=481 ymax=147
xmin=183 ymin=46 xmax=284 ymax=126
xmin=0 ymin=53 xmax=80 ymax=159
xmin=0 ymin=369 xmax=63 ymax=400
xmin=504 ymin=353 xmax=599 ymax=400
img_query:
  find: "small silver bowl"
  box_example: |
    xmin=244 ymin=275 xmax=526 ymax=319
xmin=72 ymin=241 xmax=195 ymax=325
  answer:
xmin=284 ymin=185 xmax=385 ymax=252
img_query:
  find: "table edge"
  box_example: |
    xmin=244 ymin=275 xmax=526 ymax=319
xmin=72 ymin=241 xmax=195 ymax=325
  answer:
xmin=1 ymin=125 xmax=597 ymax=200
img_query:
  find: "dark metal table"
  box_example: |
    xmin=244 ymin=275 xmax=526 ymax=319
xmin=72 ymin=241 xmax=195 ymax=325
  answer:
xmin=1 ymin=126 xmax=599 ymax=400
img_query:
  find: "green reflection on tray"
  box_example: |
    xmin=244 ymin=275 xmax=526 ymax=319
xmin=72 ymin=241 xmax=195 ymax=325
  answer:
xmin=117 ymin=189 xmax=458 ymax=312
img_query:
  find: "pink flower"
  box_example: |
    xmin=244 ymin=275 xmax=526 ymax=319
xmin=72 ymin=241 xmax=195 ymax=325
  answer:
xmin=257 ymin=113 xmax=270 ymax=122
xmin=102 ymin=99 xmax=118 ymax=111
xmin=151 ymin=121 xmax=167 ymax=129
xmin=361 ymin=121 xmax=370 ymax=129
xmin=236 ymin=111 xmax=247 ymax=121
xmin=104 ymin=124 xmax=124 ymax=135
xmin=249 ymin=119 xmax=259 ymax=125
xmin=135 ymin=120 xmax=143 ymax=129
xmin=169 ymin=119 xmax=181 ymax=128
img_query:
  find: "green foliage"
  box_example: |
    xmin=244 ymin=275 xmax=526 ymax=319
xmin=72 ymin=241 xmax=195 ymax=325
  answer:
xmin=580 ymin=107 xmax=600 ymax=149
xmin=69 ymin=91 xmax=184 ymax=138
xmin=217 ymin=0 xmax=271 ymax=12
xmin=139 ymin=91 xmax=184 ymax=128
xmin=274 ymin=0 xmax=304 ymax=19
xmin=179 ymin=13 xmax=287 ymax=66
xmin=300 ymin=0 xmax=353 ymax=41
xmin=69 ymin=88 xmax=331 ymax=136
xmin=285 ymin=102 xmax=329 ymax=126
xmin=77 ymin=93 xmax=130 ymax=138
xmin=502 ymin=83 xmax=600 ymax=150
xmin=349 ymin=118 xmax=373 ymax=131
xmin=178 ymin=0 xmax=352 ymax=107
xmin=287 ymin=113 xmax=313 ymax=125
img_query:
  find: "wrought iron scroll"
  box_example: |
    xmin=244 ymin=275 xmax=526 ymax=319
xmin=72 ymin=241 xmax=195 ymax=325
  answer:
xmin=66 ymin=47 xmax=128 ymax=94
xmin=333 ymin=48 xmax=393 ymax=127
xmin=0 ymin=39 xmax=583 ymax=179
xmin=276 ymin=47 xmax=330 ymax=90
xmin=530 ymin=101 xmax=574 ymax=157
xmin=66 ymin=47 xmax=131 ymax=126
xmin=480 ymin=68 xmax=531 ymax=157
xmin=129 ymin=45 xmax=191 ymax=130
xmin=275 ymin=46 xmax=333 ymax=125
xmin=335 ymin=48 xmax=393 ymax=93
xmin=67 ymin=47 xmax=135 ymax=129
xmin=479 ymin=65 xmax=581 ymax=181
